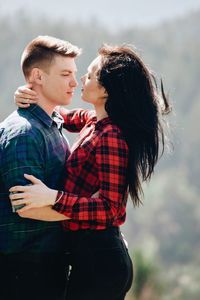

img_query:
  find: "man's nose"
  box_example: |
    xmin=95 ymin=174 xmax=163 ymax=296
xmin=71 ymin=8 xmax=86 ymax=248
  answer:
xmin=70 ymin=77 xmax=78 ymax=87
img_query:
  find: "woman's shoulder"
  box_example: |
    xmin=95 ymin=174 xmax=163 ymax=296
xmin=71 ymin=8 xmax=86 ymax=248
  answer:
xmin=98 ymin=121 xmax=128 ymax=150
xmin=100 ymin=119 xmax=125 ymax=136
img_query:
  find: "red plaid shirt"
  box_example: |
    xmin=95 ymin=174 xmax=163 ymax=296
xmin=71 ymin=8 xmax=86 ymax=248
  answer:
xmin=53 ymin=109 xmax=129 ymax=230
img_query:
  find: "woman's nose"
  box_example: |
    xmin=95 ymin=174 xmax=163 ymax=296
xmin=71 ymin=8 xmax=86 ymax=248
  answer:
xmin=81 ymin=75 xmax=86 ymax=84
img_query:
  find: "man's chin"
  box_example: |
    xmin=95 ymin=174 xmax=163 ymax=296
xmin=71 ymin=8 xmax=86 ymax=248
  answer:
xmin=60 ymin=98 xmax=72 ymax=106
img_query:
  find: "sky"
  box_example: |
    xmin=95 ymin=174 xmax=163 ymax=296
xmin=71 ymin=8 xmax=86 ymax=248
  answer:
xmin=0 ymin=0 xmax=200 ymax=29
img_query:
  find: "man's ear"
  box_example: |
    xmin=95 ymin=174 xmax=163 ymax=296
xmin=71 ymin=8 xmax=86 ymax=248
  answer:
xmin=28 ymin=68 xmax=43 ymax=85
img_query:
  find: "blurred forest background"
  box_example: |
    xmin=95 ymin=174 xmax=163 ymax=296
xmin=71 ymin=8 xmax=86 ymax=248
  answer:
xmin=0 ymin=1 xmax=200 ymax=299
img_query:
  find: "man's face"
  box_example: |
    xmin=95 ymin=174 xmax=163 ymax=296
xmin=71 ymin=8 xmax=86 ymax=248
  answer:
xmin=41 ymin=55 xmax=78 ymax=106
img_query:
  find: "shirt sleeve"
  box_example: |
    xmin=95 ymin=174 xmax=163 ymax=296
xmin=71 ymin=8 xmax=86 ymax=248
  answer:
xmin=59 ymin=108 xmax=96 ymax=132
xmin=1 ymin=133 xmax=45 ymax=190
xmin=53 ymin=130 xmax=129 ymax=226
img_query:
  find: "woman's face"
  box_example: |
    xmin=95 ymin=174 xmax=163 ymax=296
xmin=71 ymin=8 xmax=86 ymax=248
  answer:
xmin=81 ymin=56 xmax=108 ymax=106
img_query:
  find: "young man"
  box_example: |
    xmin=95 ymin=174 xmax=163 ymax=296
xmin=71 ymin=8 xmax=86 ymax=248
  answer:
xmin=0 ymin=36 xmax=81 ymax=300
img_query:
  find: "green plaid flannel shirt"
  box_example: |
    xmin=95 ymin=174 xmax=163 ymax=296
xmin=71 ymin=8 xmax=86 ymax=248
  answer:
xmin=0 ymin=105 xmax=70 ymax=254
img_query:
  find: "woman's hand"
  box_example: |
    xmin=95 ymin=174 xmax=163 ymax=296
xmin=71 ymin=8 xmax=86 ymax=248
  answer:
xmin=14 ymin=83 xmax=38 ymax=108
xmin=9 ymin=174 xmax=58 ymax=212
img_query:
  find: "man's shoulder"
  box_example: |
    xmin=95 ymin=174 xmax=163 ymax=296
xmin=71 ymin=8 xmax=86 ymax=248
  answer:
xmin=0 ymin=110 xmax=45 ymax=140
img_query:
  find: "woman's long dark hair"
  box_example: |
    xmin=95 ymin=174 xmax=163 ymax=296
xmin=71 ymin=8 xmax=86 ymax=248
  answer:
xmin=97 ymin=45 xmax=171 ymax=206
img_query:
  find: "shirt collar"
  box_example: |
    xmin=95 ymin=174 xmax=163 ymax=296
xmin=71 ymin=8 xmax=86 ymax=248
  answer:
xmin=95 ymin=117 xmax=111 ymax=130
xmin=18 ymin=104 xmax=64 ymax=129
xmin=52 ymin=110 xmax=64 ymax=129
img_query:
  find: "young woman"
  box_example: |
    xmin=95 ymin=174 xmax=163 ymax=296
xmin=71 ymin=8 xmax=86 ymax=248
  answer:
xmin=10 ymin=44 xmax=171 ymax=300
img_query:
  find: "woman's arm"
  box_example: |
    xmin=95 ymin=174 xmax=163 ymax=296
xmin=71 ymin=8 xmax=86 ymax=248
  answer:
xmin=53 ymin=130 xmax=129 ymax=225
xmin=14 ymin=84 xmax=96 ymax=132
xmin=9 ymin=131 xmax=129 ymax=225
xmin=17 ymin=206 xmax=69 ymax=221
xmin=59 ymin=107 xmax=96 ymax=132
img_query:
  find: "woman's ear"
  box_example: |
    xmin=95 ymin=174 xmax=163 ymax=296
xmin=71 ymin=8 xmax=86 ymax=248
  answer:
xmin=103 ymin=87 xmax=108 ymax=98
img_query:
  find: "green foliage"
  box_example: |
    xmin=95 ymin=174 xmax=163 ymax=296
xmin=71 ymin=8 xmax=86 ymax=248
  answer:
xmin=133 ymin=250 xmax=157 ymax=296
xmin=131 ymin=250 xmax=163 ymax=300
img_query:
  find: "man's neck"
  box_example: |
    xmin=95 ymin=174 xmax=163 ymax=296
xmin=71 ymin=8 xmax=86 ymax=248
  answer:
xmin=37 ymin=100 xmax=55 ymax=117
xmin=31 ymin=86 xmax=55 ymax=116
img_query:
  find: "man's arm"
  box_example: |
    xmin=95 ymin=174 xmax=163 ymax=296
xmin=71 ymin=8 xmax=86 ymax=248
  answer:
xmin=1 ymin=132 xmax=45 ymax=203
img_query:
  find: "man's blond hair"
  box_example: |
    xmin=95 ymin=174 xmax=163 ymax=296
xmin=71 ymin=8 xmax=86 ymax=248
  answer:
xmin=21 ymin=35 xmax=81 ymax=78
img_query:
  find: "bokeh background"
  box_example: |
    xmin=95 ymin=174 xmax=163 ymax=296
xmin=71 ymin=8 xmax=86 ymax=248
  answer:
xmin=1 ymin=1 xmax=200 ymax=299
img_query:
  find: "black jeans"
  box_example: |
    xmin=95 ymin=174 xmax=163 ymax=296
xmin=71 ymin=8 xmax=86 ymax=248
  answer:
xmin=65 ymin=227 xmax=133 ymax=300
xmin=0 ymin=252 xmax=68 ymax=300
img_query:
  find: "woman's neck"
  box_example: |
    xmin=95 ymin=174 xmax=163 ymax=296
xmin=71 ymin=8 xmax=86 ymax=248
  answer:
xmin=94 ymin=105 xmax=108 ymax=121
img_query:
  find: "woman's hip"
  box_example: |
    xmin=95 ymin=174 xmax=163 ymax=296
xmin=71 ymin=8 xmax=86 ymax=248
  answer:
xmin=66 ymin=227 xmax=133 ymax=299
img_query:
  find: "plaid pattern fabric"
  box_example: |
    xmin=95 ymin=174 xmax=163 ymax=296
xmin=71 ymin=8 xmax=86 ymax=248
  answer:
xmin=60 ymin=107 xmax=96 ymax=132
xmin=54 ymin=109 xmax=129 ymax=230
xmin=0 ymin=105 xmax=70 ymax=253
